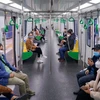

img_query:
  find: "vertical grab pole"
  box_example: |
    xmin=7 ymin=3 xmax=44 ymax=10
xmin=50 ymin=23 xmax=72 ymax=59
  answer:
xmin=49 ymin=14 xmax=52 ymax=74
xmin=3 ymin=11 xmax=6 ymax=56
xmin=20 ymin=0 xmax=24 ymax=70
xmin=78 ymin=1 xmax=81 ymax=61
xmin=83 ymin=15 xmax=87 ymax=69
xmin=91 ymin=12 xmax=94 ymax=58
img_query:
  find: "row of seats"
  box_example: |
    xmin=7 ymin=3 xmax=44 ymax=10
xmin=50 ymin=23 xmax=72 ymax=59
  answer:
xmin=0 ymin=25 xmax=46 ymax=100
xmin=22 ymin=26 xmax=46 ymax=61
xmin=55 ymin=29 xmax=100 ymax=100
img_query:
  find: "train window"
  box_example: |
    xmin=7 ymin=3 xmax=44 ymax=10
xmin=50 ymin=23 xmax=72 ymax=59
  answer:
xmin=94 ymin=18 xmax=99 ymax=45
xmin=24 ymin=20 xmax=27 ymax=36
xmin=74 ymin=20 xmax=78 ymax=35
xmin=87 ymin=19 xmax=91 ymax=47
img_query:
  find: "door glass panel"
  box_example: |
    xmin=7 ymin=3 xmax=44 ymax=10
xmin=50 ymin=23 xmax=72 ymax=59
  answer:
xmin=94 ymin=18 xmax=99 ymax=45
xmin=5 ymin=15 xmax=14 ymax=65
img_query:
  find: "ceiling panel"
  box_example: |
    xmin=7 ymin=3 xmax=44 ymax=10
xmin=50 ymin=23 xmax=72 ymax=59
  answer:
xmin=11 ymin=0 xmax=91 ymax=11
xmin=10 ymin=0 xmax=91 ymax=18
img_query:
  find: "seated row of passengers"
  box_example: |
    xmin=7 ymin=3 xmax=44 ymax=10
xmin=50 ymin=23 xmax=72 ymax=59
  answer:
xmin=33 ymin=25 xmax=46 ymax=43
xmin=26 ymin=26 xmax=47 ymax=63
xmin=0 ymin=26 xmax=47 ymax=100
xmin=57 ymin=28 xmax=76 ymax=62
xmin=74 ymin=44 xmax=100 ymax=100
xmin=57 ymin=28 xmax=100 ymax=100
xmin=0 ymin=43 xmax=34 ymax=100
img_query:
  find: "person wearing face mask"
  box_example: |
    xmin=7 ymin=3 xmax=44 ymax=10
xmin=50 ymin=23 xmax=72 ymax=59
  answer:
xmin=58 ymin=29 xmax=76 ymax=62
xmin=76 ymin=60 xmax=100 ymax=100
xmin=92 ymin=44 xmax=100 ymax=63
xmin=0 ymin=43 xmax=35 ymax=96
xmin=26 ymin=32 xmax=47 ymax=63
xmin=30 ymin=31 xmax=40 ymax=46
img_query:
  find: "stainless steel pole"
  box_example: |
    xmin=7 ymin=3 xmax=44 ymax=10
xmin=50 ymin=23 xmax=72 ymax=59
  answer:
xmin=3 ymin=11 xmax=6 ymax=56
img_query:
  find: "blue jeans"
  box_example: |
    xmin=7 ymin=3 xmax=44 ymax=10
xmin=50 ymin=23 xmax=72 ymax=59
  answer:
xmin=76 ymin=70 xmax=95 ymax=87
xmin=59 ymin=46 xmax=67 ymax=59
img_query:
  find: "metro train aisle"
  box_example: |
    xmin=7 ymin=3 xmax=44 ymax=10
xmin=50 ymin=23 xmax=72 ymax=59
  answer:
xmin=23 ymin=30 xmax=81 ymax=100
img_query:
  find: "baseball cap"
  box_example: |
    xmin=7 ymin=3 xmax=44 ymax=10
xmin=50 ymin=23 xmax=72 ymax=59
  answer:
xmin=92 ymin=44 xmax=100 ymax=51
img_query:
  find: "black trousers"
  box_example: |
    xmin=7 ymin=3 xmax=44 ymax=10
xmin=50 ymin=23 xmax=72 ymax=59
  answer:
xmin=76 ymin=89 xmax=94 ymax=100
xmin=41 ymin=35 xmax=45 ymax=41
xmin=33 ymin=47 xmax=42 ymax=57
xmin=1 ymin=93 xmax=14 ymax=99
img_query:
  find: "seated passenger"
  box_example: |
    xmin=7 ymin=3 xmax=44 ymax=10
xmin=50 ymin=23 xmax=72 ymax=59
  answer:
xmin=58 ymin=28 xmax=72 ymax=46
xmin=92 ymin=44 xmax=100 ymax=62
xmin=57 ymin=28 xmax=68 ymax=45
xmin=74 ymin=58 xmax=98 ymax=95
xmin=26 ymin=33 xmax=47 ymax=63
xmin=30 ymin=31 xmax=40 ymax=46
xmin=58 ymin=29 xmax=75 ymax=62
xmin=63 ymin=28 xmax=67 ymax=37
xmin=40 ymin=24 xmax=46 ymax=42
xmin=0 ymin=43 xmax=35 ymax=96
xmin=40 ymin=24 xmax=46 ymax=35
xmin=76 ymin=68 xmax=100 ymax=100
xmin=34 ymin=27 xmax=45 ymax=42
xmin=46 ymin=26 xmax=48 ymax=30
xmin=0 ymin=85 xmax=29 ymax=100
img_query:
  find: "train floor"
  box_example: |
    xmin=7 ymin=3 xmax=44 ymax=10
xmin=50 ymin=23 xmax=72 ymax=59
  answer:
xmin=23 ymin=30 xmax=82 ymax=100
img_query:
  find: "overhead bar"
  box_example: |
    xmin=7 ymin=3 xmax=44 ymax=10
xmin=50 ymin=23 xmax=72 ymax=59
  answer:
xmin=25 ymin=10 xmax=78 ymax=13
xmin=0 ymin=8 xmax=22 ymax=15
xmin=79 ymin=9 xmax=100 ymax=15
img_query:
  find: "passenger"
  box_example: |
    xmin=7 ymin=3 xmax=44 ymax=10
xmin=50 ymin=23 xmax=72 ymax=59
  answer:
xmin=46 ymin=26 xmax=48 ymax=30
xmin=26 ymin=33 xmax=47 ymax=63
xmin=0 ymin=85 xmax=29 ymax=100
xmin=57 ymin=28 xmax=67 ymax=45
xmin=0 ymin=43 xmax=35 ymax=96
xmin=58 ymin=28 xmax=72 ymax=46
xmin=34 ymin=27 xmax=46 ymax=42
xmin=58 ymin=29 xmax=75 ymax=62
xmin=30 ymin=31 xmax=40 ymax=46
xmin=74 ymin=58 xmax=98 ymax=95
xmin=40 ymin=25 xmax=46 ymax=35
xmin=40 ymin=24 xmax=46 ymax=41
xmin=76 ymin=65 xmax=100 ymax=100
xmin=92 ymin=44 xmax=100 ymax=63
xmin=63 ymin=28 xmax=67 ymax=37
xmin=34 ymin=25 xmax=39 ymax=31
xmin=51 ymin=24 xmax=54 ymax=30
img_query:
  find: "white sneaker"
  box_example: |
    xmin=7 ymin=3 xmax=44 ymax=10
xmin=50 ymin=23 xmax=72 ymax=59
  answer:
xmin=43 ymin=55 xmax=47 ymax=58
xmin=39 ymin=59 xmax=43 ymax=63
xmin=37 ymin=59 xmax=43 ymax=63
xmin=37 ymin=59 xmax=40 ymax=63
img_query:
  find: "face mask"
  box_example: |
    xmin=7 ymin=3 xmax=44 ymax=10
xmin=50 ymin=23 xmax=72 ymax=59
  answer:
xmin=94 ymin=52 xmax=100 ymax=57
xmin=28 ymin=36 xmax=33 ymax=39
xmin=67 ymin=34 xmax=70 ymax=37
xmin=95 ymin=60 xmax=100 ymax=69
xmin=0 ymin=50 xmax=4 ymax=56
